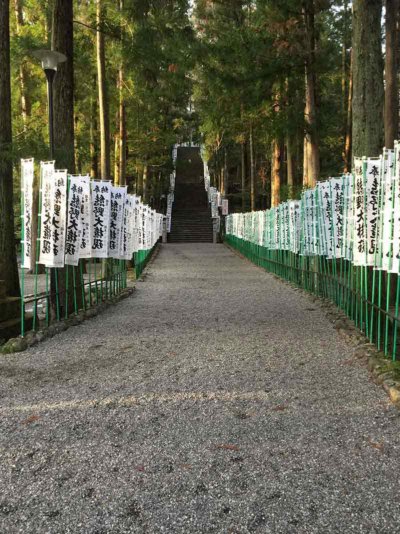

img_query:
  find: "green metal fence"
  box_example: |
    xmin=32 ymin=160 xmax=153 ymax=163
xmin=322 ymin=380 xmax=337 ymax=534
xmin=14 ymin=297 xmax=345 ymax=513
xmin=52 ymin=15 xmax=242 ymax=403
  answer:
xmin=20 ymin=246 xmax=158 ymax=339
xmin=134 ymin=246 xmax=157 ymax=279
xmin=21 ymin=259 xmax=128 ymax=337
xmin=225 ymin=234 xmax=400 ymax=362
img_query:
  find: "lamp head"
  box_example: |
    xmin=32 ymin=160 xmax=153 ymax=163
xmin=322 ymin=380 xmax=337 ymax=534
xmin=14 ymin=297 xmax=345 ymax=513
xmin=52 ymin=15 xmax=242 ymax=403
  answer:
xmin=31 ymin=49 xmax=67 ymax=71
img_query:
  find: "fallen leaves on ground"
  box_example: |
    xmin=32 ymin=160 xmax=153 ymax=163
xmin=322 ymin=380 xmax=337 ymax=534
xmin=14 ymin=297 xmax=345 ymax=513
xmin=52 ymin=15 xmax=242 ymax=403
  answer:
xmin=21 ymin=414 xmax=40 ymax=425
xmin=271 ymin=404 xmax=289 ymax=412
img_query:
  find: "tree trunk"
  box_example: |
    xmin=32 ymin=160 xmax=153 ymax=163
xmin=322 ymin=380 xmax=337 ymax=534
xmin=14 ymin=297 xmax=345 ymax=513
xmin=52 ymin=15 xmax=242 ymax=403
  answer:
xmin=14 ymin=0 xmax=31 ymax=130
xmin=52 ymin=0 xmax=80 ymax=317
xmin=118 ymin=0 xmax=127 ymax=186
xmin=143 ymin=164 xmax=148 ymax=202
xmin=271 ymin=140 xmax=281 ymax=207
xmin=286 ymin=135 xmax=294 ymax=198
xmin=96 ymin=0 xmax=111 ymax=180
xmin=114 ymin=127 xmax=119 ymax=185
xmin=90 ymin=91 xmax=98 ymax=178
xmin=241 ymin=140 xmax=246 ymax=210
xmin=52 ymin=0 xmax=74 ymax=170
xmin=0 ymin=0 xmax=19 ymax=297
xmin=344 ymin=47 xmax=353 ymax=172
xmin=302 ymin=0 xmax=320 ymax=187
xmin=352 ymin=0 xmax=384 ymax=158
xmin=249 ymin=124 xmax=255 ymax=211
xmin=385 ymin=0 xmax=399 ymax=149
xmin=222 ymin=147 xmax=228 ymax=196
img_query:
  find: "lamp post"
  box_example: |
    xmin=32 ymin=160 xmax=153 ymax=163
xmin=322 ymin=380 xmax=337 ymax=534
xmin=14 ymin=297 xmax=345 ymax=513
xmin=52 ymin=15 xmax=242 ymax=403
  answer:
xmin=32 ymin=50 xmax=67 ymax=159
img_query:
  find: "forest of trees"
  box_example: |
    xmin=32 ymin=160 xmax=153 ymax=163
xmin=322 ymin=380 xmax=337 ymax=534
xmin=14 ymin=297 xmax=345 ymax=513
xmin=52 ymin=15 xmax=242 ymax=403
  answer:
xmin=0 ymin=0 xmax=398 ymax=299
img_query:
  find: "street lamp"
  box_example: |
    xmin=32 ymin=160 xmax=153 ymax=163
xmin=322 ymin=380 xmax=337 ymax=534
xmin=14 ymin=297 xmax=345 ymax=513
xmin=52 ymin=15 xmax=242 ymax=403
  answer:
xmin=32 ymin=50 xmax=67 ymax=159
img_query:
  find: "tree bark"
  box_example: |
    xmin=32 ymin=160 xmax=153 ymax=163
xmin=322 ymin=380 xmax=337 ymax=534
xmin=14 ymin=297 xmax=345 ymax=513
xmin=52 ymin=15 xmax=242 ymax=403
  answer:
xmin=352 ymin=0 xmax=384 ymax=158
xmin=118 ymin=0 xmax=127 ymax=186
xmin=384 ymin=0 xmax=399 ymax=149
xmin=344 ymin=47 xmax=353 ymax=172
xmin=241 ymin=140 xmax=246 ymax=210
xmin=52 ymin=0 xmax=81 ymax=316
xmin=52 ymin=0 xmax=74 ymax=170
xmin=96 ymin=0 xmax=111 ymax=180
xmin=271 ymin=140 xmax=281 ymax=207
xmin=14 ymin=0 xmax=31 ymax=130
xmin=286 ymin=135 xmax=294 ymax=198
xmin=249 ymin=124 xmax=255 ymax=211
xmin=302 ymin=0 xmax=320 ymax=187
xmin=0 ymin=0 xmax=19 ymax=297
xmin=142 ymin=164 xmax=148 ymax=203
xmin=90 ymin=91 xmax=98 ymax=178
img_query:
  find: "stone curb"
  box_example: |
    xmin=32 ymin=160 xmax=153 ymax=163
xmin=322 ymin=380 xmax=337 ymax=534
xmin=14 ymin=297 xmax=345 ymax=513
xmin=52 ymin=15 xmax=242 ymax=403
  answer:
xmin=0 ymin=287 xmax=135 ymax=355
xmin=224 ymin=242 xmax=400 ymax=408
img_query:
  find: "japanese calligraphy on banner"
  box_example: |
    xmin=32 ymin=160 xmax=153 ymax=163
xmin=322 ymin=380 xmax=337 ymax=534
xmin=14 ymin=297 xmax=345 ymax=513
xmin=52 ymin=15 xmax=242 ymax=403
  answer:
xmin=353 ymin=158 xmax=366 ymax=266
xmin=39 ymin=165 xmax=67 ymax=268
xmin=65 ymin=176 xmax=88 ymax=266
xmin=91 ymin=181 xmax=111 ymax=258
xmin=318 ymin=181 xmax=333 ymax=258
xmin=21 ymin=158 xmax=34 ymax=270
xmin=380 ymin=150 xmax=396 ymax=271
xmin=365 ymin=158 xmax=381 ymax=266
xmin=222 ymin=199 xmax=229 ymax=216
xmin=390 ymin=147 xmax=400 ymax=274
xmin=343 ymin=174 xmax=353 ymax=261
xmin=331 ymin=177 xmax=345 ymax=259
xmin=79 ymin=177 xmax=92 ymax=259
xmin=109 ymin=186 xmax=127 ymax=259
xmin=289 ymin=201 xmax=301 ymax=254
xmin=224 ymin=142 xmax=400 ymax=275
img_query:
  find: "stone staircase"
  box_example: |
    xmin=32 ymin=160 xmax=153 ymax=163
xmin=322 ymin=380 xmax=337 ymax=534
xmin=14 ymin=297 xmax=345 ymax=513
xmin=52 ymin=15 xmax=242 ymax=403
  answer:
xmin=168 ymin=147 xmax=214 ymax=244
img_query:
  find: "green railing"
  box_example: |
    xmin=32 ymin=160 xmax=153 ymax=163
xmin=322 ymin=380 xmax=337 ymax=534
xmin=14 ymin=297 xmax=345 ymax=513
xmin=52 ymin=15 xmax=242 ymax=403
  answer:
xmin=134 ymin=245 xmax=157 ymax=278
xmin=225 ymin=234 xmax=400 ymax=361
xmin=21 ymin=259 xmax=128 ymax=337
xmin=20 ymin=245 xmax=158 ymax=338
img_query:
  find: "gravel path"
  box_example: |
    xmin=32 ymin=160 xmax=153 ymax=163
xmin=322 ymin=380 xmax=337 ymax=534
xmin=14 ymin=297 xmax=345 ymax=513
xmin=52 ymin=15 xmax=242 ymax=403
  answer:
xmin=1 ymin=243 xmax=400 ymax=534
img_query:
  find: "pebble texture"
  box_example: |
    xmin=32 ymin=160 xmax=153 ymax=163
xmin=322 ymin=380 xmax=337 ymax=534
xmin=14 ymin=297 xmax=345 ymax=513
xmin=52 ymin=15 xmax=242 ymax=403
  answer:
xmin=1 ymin=243 xmax=400 ymax=534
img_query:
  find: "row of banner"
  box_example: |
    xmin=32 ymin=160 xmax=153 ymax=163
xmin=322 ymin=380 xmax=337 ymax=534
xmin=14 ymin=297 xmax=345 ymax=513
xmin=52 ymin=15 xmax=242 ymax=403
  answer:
xmin=21 ymin=160 xmax=164 ymax=270
xmin=225 ymin=142 xmax=400 ymax=273
xmin=202 ymin=155 xmax=229 ymax=225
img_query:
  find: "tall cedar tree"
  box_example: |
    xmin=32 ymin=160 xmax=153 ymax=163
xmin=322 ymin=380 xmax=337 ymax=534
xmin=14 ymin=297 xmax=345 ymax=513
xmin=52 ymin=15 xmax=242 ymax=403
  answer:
xmin=0 ymin=0 xmax=20 ymax=297
xmin=384 ymin=0 xmax=399 ymax=149
xmin=352 ymin=0 xmax=384 ymax=158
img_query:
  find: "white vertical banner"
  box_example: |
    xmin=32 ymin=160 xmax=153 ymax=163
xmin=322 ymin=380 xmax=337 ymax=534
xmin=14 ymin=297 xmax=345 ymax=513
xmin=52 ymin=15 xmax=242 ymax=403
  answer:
xmin=365 ymin=157 xmax=381 ymax=266
xmin=132 ymin=196 xmax=140 ymax=253
xmin=318 ymin=181 xmax=333 ymax=258
xmin=65 ymin=175 xmax=88 ymax=266
xmin=126 ymin=195 xmax=135 ymax=259
xmin=222 ymin=199 xmax=229 ymax=216
xmin=120 ymin=195 xmax=131 ymax=260
xmin=353 ymin=158 xmax=367 ymax=266
xmin=39 ymin=161 xmax=55 ymax=266
xmin=380 ymin=150 xmax=396 ymax=271
xmin=91 ymin=181 xmax=111 ymax=258
xmin=331 ymin=177 xmax=344 ymax=259
xmin=21 ymin=158 xmax=34 ymax=270
xmin=39 ymin=165 xmax=67 ymax=268
xmin=390 ymin=144 xmax=400 ymax=273
xmin=79 ymin=177 xmax=92 ymax=259
xmin=109 ymin=185 xmax=127 ymax=259
xmin=343 ymin=173 xmax=353 ymax=261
